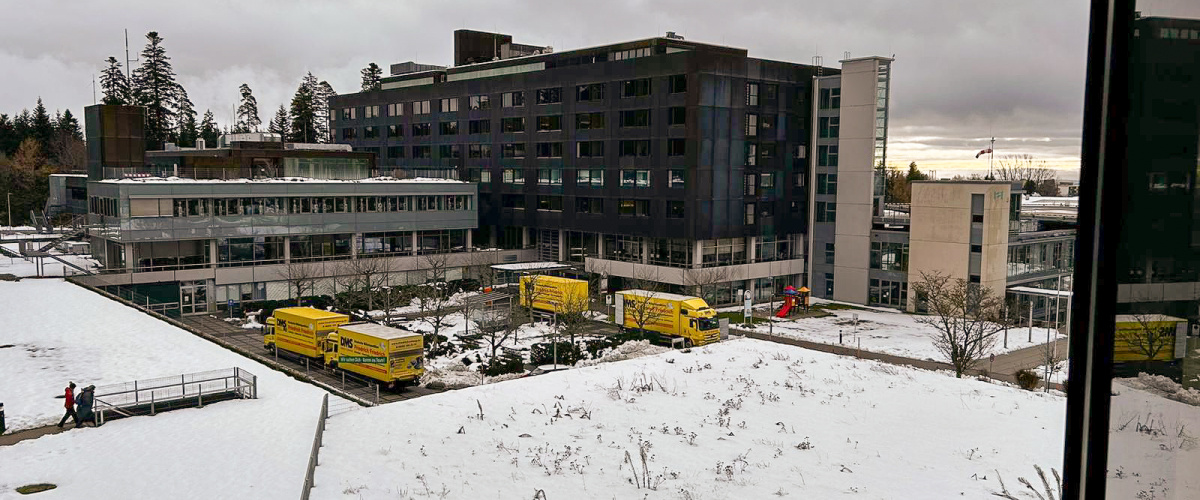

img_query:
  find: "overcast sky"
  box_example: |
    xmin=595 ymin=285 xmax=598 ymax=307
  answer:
xmin=3 ymin=0 xmax=1197 ymax=178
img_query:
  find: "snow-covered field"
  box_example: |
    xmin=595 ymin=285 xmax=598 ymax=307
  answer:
xmin=312 ymin=338 xmax=1066 ymax=499
xmin=0 ymin=279 xmax=329 ymax=499
xmin=747 ymin=304 xmax=1064 ymax=361
xmin=1107 ymin=377 xmax=1200 ymax=498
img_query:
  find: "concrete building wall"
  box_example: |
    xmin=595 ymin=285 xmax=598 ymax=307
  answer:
xmin=831 ymin=58 xmax=886 ymax=305
xmin=907 ymin=181 xmax=1010 ymax=311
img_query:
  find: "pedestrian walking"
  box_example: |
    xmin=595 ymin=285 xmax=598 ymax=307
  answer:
xmin=57 ymin=382 xmax=78 ymax=428
xmin=75 ymin=385 xmax=96 ymax=428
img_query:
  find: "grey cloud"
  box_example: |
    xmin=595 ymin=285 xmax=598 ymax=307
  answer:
xmin=7 ymin=0 xmax=1191 ymax=169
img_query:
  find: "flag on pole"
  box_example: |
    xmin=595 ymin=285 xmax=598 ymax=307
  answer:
xmin=975 ymin=148 xmax=993 ymax=159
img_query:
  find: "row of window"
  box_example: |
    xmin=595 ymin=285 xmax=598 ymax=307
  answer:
xmin=492 ymin=168 xmax=690 ymax=189
xmin=374 ymin=139 xmax=690 ymax=160
xmin=498 ymin=195 xmax=684 ymax=219
xmin=335 ymin=76 xmax=688 ymax=122
xmin=340 ymin=107 xmax=689 ymax=140
xmin=118 ymin=195 xmax=475 ymax=218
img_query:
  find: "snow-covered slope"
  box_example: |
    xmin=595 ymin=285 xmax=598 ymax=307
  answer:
xmin=313 ymin=338 xmax=1065 ymax=499
xmin=0 ymin=279 xmax=329 ymax=500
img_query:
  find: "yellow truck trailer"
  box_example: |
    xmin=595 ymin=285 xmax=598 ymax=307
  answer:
xmin=264 ymin=307 xmax=351 ymax=357
xmin=519 ymin=275 xmax=589 ymax=314
xmin=326 ymin=322 xmax=424 ymax=387
xmin=614 ymin=290 xmax=721 ymax=347
xmin=1114 ymin=314 xmax=1188 ymax=363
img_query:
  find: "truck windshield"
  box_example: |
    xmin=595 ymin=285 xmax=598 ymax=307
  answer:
xmin=697 ymin=317 xmax=719 ymax=331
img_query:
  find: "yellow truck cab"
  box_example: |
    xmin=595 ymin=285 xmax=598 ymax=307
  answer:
xmin=614 ymin=290 xmax=721 ymax=347
xmin=265 ymin=307 xmax=351 ymax=357
xmin=519 ymin=275 xmax=589 ymax=314
xmin=325 ymin=322 xmax=424 ymax=387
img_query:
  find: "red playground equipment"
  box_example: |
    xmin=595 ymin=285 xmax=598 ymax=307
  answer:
xmin=776 ymin=286 xmax=809 ymax=318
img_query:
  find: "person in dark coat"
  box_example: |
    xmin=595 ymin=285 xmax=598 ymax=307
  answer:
xmin=75 ymin=385 xmax=96 ymax=428
xmin=57 ymin=382 xmax=78 ymax=428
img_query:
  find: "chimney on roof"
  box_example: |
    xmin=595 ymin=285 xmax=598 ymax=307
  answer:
xmin=196 ymin=138 xmax=205 ymax=150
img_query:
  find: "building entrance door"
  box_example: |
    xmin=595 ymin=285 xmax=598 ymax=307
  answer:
xmin=180 ymin=280 xmax=208 ymax=315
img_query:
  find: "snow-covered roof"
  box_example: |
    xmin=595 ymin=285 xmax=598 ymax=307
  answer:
xmin=491 ymin=262 xmax=573 ymax=272
xmin=99 ymin=176 xmax=467 ymax=185
xmin=339 ymin=322 xmax=422 ymax=340
xmin=1007 ymin=286 xmax=1073 ymax=298
xmin=617 ymin=289 xmax=706 ymax=303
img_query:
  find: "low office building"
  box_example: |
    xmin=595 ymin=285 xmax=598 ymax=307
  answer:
xmin=74 ymin=104 xmax=534 ymax=314
xmin=816 ymin=178 xmax=1075 ymax=328
xmin=331 ymin=29 xmax=895 ymax=305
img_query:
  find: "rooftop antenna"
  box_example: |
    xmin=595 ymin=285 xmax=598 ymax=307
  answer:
xmin=92 ymin=74 xmax=97 ymax=104
xmin=844 ymin=51 xmax=851 ymax=60
xmin=125 ymin=29 xmax=139 ymax=80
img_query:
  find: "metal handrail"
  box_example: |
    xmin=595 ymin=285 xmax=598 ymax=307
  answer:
xmin=300 ymin=393 xmax=329 ymax=500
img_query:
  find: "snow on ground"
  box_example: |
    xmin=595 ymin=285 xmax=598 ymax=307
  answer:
xmin=0 ymin=279 xmax=329 ymax=499
xmin=746 ymin=304 xmax=1064 ymax=361
xmin=312 ymin=338 xmax=1065 ymax=499
xmin=0 ymin=243 xmax=99 ymax=277
xmin=363 ymin=290 xmax=478 ymax=318
xmin=1107 ymin=377 xmax=1200 ymax=498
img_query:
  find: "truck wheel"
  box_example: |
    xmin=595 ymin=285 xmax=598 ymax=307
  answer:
xmin=264 ymin=343 xmax=274 ymax=351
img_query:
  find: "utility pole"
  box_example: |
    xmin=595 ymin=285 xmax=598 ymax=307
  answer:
xmin=1028 ymin=301 xmax=1034 ymax=343
xmin=6 ymin=192 xmax=11 ymax=231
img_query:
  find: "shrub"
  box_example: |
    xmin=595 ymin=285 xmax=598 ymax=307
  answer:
xmin=482 ymin=351 xmax=526 ymax=376
xmin=1015 ymin=369 xmax=1041 ymax=391
xmin=531 ymin=341 xmax=583 ymax=366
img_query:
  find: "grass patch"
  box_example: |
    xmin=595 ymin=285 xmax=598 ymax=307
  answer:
xmin=16 ymin=484 xmax=57 ymax=495
xmin=716 ymin=312 xmax=766 ymax=325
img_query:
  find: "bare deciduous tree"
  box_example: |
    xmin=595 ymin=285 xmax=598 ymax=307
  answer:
xmin=467 ymin=249 xmax=500 ymax=290
xmin=334 ymin=256 xmax=391 ymax=313
xmin=556 ymin=284 xmax=592 ymax=344
xmin=416 ymin=253 xmax=455 ymax=348
xmin=1121 ymin=312 xmax=1177 ymax=369
xmin=621 ymin=267 xmax=670 ymax=339
xmin=993 ymin=154 xmax=1055 ymax=185
xmin=276 ymin=260 xmax=320 ymax=306
xmin=682 ymin=266 xmax=730 ymax=306
xmin=476 ymin=301 xmax=518 ymax=359
xmin=911 ymin=271 xmax=1007 ymax=378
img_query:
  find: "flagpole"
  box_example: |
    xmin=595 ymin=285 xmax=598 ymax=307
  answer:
xmin=989 ymin=136 xmax=995 ymax=178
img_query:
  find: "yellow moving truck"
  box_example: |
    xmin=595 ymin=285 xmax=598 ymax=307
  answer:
xmin=327 ymin=323 xmax=424 ymax=387
xmin=264 ymin=307 xmax=351 ymax=356
xmin=519 ymin=275 xmax=589 ymax=314
xmin=614 ymin=290 xmax=721 ymax=347
xmin=1114 ymin=314 xmax=1188 ymax=363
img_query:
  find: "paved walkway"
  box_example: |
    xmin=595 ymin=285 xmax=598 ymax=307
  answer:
xmin=735 ymin=329 xmax=1066 ymax=389
xmin=0 ymin=424 xmax=70 ymax=447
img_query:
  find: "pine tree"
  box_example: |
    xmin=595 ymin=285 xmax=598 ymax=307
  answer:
xmin=48 ymin=109 xmax=85 ymax=169
xmin=234 ymin=83 xmax=261 ymax=133
xmin=199 ymin=110 xmax=220 ymax=146
xmin=288 ymin=75 xmax=317 ymax=143
xmin=172 ymin=86 xmax=197 ymax=147
xmin=360 ymin=62 xmax=382 ymax=92
xmin=268 ymin=105 xmax=290 ymax=138
xmin=131 ymin=31 xmax=180 ymax=151
xmin=0 ymin=114 xmax=17 ymax=157
xmin=56 ymin=110 xmax=82 ymax=140
xmin=99 ymin=56 xmax=132 ymax=105
xmin=30 ymin=98 xmax=54 ymax=150
xmin=314 ymin=80 xmax=335 ymax=143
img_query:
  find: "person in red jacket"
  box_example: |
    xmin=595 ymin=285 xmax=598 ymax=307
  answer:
xmin=57 ymin=381 xmax=78 ymax=428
